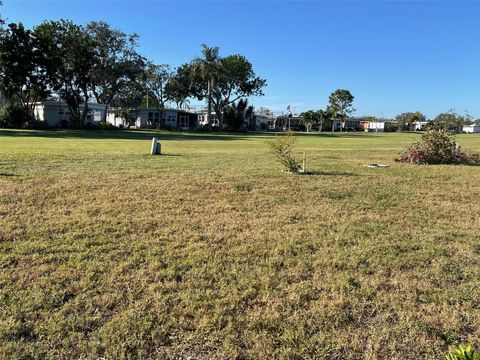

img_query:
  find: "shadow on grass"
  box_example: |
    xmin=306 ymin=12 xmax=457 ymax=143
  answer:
xmin=0 ymin=129 xmax=254 ymax=142
xmin=292 ymin=132 xmax=380 ymax=139
xmin=142 ymin=153 xmax=182 ymax=157
xmin=0 ymin=173 xmax=20 ymax=177
xmin=299 ymin=170 xmax=359 ymax=176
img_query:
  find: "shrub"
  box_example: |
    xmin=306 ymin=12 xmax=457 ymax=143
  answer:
xmin=384 ymin=121 xmax=399 ymax=132
xmin=98 ymin=121 xmax=116 ymax=130
xmin=158 ymin=123 xmax=172 ymax=131
xmin=445 ymin=344 xmax=479 ymax=360
xmin=396 ymin=130 xmax=480 ymax=165
xmin=0 ymin=104 xmax=35 ymax=128
xmin=266 ymin=131 xmax=301 ymax=173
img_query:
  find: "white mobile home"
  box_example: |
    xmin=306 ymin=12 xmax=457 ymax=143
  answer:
xmin=107 ymin=108 xmax=198 ymax=129
xmin=463 ymin=125 xmax=480 ymax=133
xmin=365 ymin=121 xmax=385 ymax=132
xmin=33 ymin=101 xmax=107 ymax=127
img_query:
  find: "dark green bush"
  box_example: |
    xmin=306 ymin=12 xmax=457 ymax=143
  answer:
xmin=158 ymin=123 xmax=172 ymax=131
xmin=97 ymin=121 xmax=117 ymax=130
xmin=384 ymin=121 xmax=399 ymax=132
xmin=396 ymin=130 xmax=480 ymax=165
xmin=0 ymin=104 xmax=35 ymax=128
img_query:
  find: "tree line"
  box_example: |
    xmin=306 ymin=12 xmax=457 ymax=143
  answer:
xmin=300 ymin=92 xmax=478 ymax=133
xmin=0 ymin=14 xmax=266 ymax=129
xmin=300 ymin=89 xmax=355 ymax=132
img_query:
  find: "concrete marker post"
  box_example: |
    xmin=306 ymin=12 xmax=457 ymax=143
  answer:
xmin=151 ymin=137 xmax=158 ymax=155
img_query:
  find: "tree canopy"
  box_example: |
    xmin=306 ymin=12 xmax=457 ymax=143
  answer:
xmin=173 ymin=45 xmax=266 ymax=128
xmin=327 ymin=89 xmax=355 ymax=131
xmin=395 ymin=112 xmax=426 ymax=131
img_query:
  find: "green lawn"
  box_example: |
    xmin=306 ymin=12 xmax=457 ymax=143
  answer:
xmin=1 ymin=129 xmax=480 ymax=359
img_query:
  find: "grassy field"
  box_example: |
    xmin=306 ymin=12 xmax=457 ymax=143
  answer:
xmin=1 ymin=129 xmax=479 ymax=359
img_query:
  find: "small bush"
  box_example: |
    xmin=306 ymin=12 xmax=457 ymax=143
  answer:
xmin=98 ymin=121 xmax=117 ymax=130
xmin=30 ymin=119 xmax=48 ymax=130
xmin=158 ymin=123 xmax=172 ymax=131
xmin=396 ymin=130 xmax=480 ymax=165
xmin=445 ymin=344 xmax=479 ymax=360
xmin=266 ymin=131 xmax=301 ymax=173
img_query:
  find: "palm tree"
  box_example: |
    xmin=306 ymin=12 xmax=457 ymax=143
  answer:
xmin=223 ymin=98 xmax=253 ymax=130
xmin=191 ymin=44 xmax=221 ymax=130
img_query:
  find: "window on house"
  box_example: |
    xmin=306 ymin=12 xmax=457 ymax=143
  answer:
xmin=148 ymin=112 xmax=153 ymax=124
xmin=154 ymin=112 xmax=160 ymax=123
xmin=179 ymin=115 xmax=189 ymax=128
xmin=165 ymin=114 xmax=174 ymax=124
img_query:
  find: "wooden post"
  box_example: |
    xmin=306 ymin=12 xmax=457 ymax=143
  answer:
xmin=302 ymin=152 xmax=306 ymax=173
xmin=151 ymin=137 xmax=158 ymax=155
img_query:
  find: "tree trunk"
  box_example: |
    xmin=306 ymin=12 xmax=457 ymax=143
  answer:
xmin=81 ymin=98 xmax=89 ymax=127
xmin=207 ymin=79 xmax=212 ymax=130
xmin=218 ymin=108 xmax=224 ymax=129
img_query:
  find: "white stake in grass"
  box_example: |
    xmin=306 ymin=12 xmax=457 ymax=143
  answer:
xmin=151 ymin=137 xmax=161 ymax=155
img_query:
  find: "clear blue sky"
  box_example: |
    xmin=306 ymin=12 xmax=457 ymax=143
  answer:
xmin=2 ymin=0 xmax=480 ymax=119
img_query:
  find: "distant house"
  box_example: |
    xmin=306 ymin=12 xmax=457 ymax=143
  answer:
xmin=273 ymin=115 xmax=303 ymax=130
xmin=413 ymin=121 xmax=429 ymax=130
xmin=107 ymin=108 xmax=198 ymax=129
xmin=463 ymin=124 xmax=480 ymax=133
xmin=360 ymin=120 xmax=385 ymax=132
xmin=196 ymin=110 xmax=273 ymax=130
xmin=248 ymin=114 xmax=274 ymax=130
xmin=33 ymin=101 xmax=107 ymax=127
xmin=195 ymin=110 xmax=220 ymax=128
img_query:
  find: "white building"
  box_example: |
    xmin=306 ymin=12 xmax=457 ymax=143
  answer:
xmin=463 ymin=124 xmax=480 ymax=133
xmin=33 ymin=101 xmax=107 ymax=127
xmin=107 ymin=108 xmax=198 ymax=129
xmin=365 ymin=121 xmax=385 ymax=132
xmin=195 ymin=110 xmax=219 ymax=127
xmin=413 ymin=121 xmax=429 ymax=130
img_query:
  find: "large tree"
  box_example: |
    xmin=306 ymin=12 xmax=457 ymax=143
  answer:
xmin=180 ymin=45 xmax=266 ymax=129
xmin=143 ymin=63 xmax=174 ymax=127
xmin=86 ymin=21 xmax=145 ymax=112
xmin=210 ymin=54 xmax=266 ymax=128
xmin=166 ymin=63 xmax=192 ymax=110
xmin=34 ymin=20 xmax=97 ymax=126
xmin=327 ymin=89 xmax=355 ymax=132
xmin=0 ymin=23 xmax=50 ymax=116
